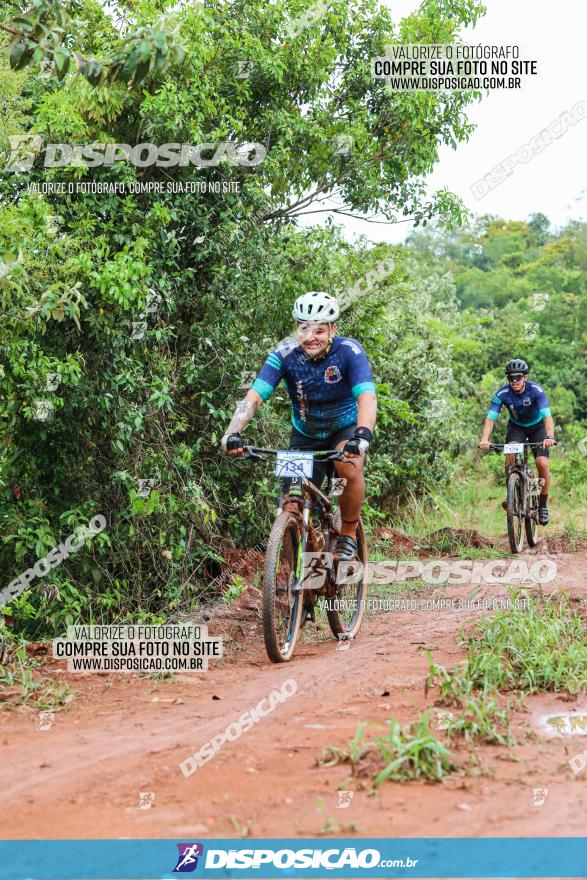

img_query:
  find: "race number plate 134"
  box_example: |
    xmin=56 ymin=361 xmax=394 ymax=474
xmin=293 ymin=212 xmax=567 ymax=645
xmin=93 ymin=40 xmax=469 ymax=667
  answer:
xmin=275 ymin=451 xmax=314 ymax=479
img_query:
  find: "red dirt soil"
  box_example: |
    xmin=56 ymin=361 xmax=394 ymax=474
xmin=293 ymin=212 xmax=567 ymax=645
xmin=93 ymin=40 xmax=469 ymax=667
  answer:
xmin=0 ymin=537 xmax=586 ymax=845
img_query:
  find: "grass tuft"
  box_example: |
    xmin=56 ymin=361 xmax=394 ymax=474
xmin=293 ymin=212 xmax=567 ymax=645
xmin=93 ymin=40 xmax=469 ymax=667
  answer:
xmin=319 ymin=714 xmax=456 ymax=786
xmin=461 ymin=591 xmax=587 ymax=695
xmin=0 ymin=644 xmax=76 ymax=709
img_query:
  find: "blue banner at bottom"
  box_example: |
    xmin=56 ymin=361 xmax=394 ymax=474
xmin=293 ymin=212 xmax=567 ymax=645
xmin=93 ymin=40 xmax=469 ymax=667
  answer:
xmin=0 ymin=838 xmax=585 ymax=879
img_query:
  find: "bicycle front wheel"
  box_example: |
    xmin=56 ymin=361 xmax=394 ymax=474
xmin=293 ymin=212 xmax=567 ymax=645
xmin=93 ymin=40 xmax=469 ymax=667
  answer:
xmin=262 ymin=511 xmax=304 ymax=663
xmin=507 ymin=472 xmax=524 ymax=553
xmin=525 ymin=487 xmax=538 ymax=547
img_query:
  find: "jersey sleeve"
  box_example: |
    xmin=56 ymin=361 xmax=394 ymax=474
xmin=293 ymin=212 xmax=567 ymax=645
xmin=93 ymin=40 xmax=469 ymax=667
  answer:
xmin=251 ymin=348 xmax=286 ymax=401
xmin=343 ymin=340 xmax=376 ymax=399
xmin=534 ymin=385 xmax=551 ymax=418
xmin=487 ymin=393 xmax=504 ymax=421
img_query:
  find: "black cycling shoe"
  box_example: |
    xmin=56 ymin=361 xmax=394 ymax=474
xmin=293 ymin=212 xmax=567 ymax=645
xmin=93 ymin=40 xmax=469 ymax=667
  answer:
xmin=538 ymin=506 xmax=549 ymax=525
xmin=300 ymin=600 xmax=315 ymax=627
xmin=334 ymin=534 xmax=357 ymax=561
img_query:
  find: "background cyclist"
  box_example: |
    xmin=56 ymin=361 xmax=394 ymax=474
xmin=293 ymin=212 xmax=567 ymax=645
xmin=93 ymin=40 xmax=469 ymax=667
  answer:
xmin=479 ymin=358 xmax=555 ymax=524
xmin=221 ymin=291 xmax=377 ymax=560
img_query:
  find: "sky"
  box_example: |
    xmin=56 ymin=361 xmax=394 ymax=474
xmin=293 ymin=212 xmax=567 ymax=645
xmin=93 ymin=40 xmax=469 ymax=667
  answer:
xmin=301 ymin=0 xmax=587 ymax=244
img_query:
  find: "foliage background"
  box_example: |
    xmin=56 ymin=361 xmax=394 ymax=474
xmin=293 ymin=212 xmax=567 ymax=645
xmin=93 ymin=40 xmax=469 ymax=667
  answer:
xmin=0 ymin=0 xmax=585 ymax=639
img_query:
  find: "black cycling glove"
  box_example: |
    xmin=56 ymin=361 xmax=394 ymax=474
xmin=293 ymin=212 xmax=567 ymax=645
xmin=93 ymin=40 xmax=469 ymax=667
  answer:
xmin=222 ymin=432 xmax=244 ymax=452
xmin=343 ymin=426 xmax=372 ymax=457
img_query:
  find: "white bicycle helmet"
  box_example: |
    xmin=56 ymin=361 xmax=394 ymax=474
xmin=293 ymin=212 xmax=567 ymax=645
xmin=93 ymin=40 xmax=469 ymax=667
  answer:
xmin=292 ymin=291 xmax=340 ymax=323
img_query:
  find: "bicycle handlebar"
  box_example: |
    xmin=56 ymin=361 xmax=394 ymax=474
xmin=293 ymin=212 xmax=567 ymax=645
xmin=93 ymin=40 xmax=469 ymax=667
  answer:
xmin=233 ymin=446 xmax=348 ymax=463
xmin=483 ymin=441 xmax=558 ymax=451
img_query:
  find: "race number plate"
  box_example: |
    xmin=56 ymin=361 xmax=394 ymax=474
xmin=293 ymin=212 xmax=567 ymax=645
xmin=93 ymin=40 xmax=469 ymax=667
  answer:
xmin=275 ymin=451 xmax=314 ymax=479
xmin=503 ymin=443 xmax=524 ymax=454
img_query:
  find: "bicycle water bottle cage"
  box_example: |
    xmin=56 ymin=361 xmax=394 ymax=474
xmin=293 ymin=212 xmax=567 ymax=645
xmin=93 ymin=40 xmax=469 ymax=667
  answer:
xmin=286 ymin=477 xmax=303 ymax=497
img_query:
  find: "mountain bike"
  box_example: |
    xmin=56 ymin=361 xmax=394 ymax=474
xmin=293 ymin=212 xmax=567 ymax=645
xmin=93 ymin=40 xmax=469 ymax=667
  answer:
xmin=486 ymin=441 xmax=555 ymax=553
xmin=232 ymin=447 xmax=368 ymax=663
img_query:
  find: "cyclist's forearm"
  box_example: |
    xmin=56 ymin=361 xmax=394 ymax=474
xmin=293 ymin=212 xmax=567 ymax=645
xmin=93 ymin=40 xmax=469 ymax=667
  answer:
xmin=480 ymin=417 xmax=495 ymax=441
xmin=225 ymin=390 xmax=263 ymax=436
xmin=356 ymin=392 xmax=377 ymax=431
xmin=544 ymin=415 xmax=554 ymax=436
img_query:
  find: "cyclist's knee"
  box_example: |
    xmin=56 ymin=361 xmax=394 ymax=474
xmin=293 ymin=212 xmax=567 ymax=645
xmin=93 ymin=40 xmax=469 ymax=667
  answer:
xmin=334 ymin=459 xmax=364 ymax=479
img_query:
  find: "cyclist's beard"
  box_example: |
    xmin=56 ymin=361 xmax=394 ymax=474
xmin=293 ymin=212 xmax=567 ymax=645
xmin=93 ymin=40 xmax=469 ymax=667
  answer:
xmin=303 ymin=338 xmax=333 ymax=361
xmin=308 ymin=339 xmax=332 ymax=361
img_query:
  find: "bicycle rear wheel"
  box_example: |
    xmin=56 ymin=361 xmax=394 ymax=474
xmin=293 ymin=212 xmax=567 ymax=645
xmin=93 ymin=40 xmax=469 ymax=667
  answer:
xmin=262 ymin=511 xmax=304 ymax=662
xmin=326 ymin=510 xmax=368 ymax=640
xmin=507 ymin=472 xmax=524 ymax=553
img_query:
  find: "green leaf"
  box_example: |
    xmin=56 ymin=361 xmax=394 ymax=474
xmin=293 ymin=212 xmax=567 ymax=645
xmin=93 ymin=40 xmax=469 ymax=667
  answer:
xmin=54 ymin=49 xmax=70 ymax=80
xmin=10 ymin=42 xmax=35 ymax=70
xmin=154 ymin=32 xmax=166 ymax=51
xmin=133 ymin=58 xmax=151 ymax=83
xmin=152 ymin=49 xmax=166 ymax=76
xmin=120 ymin=47 xmax=139 ymax=82
xmin=9 ymin=41 xmax=27 ymax=68
xmin=82 ymin=60 xmax=103 ymax=85
xmin=138 ymin=39 xmax=151 ymax=63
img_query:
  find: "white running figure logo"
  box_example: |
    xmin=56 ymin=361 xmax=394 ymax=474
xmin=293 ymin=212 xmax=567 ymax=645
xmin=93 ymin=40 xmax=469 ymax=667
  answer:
xmin=175 ymin=844 xmax=202 ymax=871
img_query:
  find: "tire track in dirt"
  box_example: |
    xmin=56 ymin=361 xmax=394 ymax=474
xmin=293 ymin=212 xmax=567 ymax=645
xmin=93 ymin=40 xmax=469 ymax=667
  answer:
xmin=0 ymin=546 xmax=585 ymax=839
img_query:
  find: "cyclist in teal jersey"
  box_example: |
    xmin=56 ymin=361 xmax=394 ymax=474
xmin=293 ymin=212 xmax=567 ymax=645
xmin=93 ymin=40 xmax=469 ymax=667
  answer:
xmin=221 ymin=291 xmax=377 ymax=560
xmin=479 ymin=359 xmax=555 ymax=524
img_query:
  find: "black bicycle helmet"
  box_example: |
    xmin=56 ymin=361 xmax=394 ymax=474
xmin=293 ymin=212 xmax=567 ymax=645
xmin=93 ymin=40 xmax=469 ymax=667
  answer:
xmin=505 ymin=358 xmax=529 ymax=375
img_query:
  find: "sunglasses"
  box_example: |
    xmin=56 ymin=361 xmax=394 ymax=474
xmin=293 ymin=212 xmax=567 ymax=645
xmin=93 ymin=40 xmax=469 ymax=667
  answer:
xmin=507 ymin=374 xmax=526 ymax=382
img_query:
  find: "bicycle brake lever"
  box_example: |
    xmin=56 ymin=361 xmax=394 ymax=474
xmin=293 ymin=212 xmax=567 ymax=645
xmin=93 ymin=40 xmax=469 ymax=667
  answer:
xmin=329 ymin=452 xmax=357 ymax=467
xmin=228 ymin=447 xmax=261 ymax=462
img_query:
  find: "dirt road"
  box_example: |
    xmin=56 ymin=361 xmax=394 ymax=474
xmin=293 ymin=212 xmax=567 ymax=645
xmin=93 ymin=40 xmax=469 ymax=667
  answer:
xmin=1 ymin=538 xmax=586 ymax=841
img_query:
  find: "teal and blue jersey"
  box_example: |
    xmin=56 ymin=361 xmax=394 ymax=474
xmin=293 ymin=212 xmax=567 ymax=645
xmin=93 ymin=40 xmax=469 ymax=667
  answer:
xmin=487 ymin=380 xmax=551 ymax=427
xmin=251 ymin=335 xmax=376 ymax=439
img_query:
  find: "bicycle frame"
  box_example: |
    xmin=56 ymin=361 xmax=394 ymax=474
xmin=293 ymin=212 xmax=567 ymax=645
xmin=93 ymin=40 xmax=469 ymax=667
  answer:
xmin=235 ymin=446 xmax=352 ymax=588
xmin=489 ymin=442 xmax=537 ymax=507
xmin=488 ymin=440 xmax=555 ymax=521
